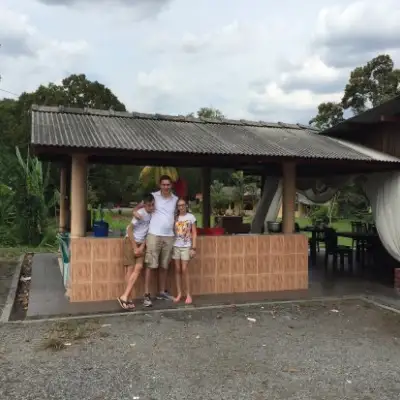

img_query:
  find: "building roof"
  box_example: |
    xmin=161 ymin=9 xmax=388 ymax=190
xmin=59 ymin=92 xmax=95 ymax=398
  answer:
xmin=322 ymin=95 xmax=400 ymax=138
xmin=31 ymin=105 xmax=400 ymax=164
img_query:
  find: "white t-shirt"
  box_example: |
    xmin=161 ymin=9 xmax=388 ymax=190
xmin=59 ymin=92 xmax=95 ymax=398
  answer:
xmin=126 ymin=208 xmax=151 ymax=243
xmin=174 ymin=213 xmax=197 ymax=248
xmin=148 ymin=191 xmax=178 ymax=237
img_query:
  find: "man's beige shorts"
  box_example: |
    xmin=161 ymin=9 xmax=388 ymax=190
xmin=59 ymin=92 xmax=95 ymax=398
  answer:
xmin=172 ymin=247 xmax=191 ymax=261
xmin=145 ymin=234 xmax=174 ymax=269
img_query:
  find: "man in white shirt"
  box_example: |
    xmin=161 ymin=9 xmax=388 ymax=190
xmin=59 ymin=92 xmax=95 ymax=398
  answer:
xmin=134 ymin=175 xmax=178 ymax=307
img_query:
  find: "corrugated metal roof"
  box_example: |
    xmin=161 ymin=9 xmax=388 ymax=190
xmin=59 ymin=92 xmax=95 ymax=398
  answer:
xmin=322 ymin=95 xmax=400 ymax=137
xmin=30 ymin=105 xmax=400 ymax=163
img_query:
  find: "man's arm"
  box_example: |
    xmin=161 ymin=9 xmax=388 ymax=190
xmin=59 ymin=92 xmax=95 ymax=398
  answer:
xmin=126 ymin=223 xmax=137 ymax=251
xmin=133 ymin=202 xmax=144 ymax=219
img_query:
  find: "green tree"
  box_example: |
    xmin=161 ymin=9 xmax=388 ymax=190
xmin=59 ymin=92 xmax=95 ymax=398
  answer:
xmin=342 ymin=54 xmax=400 ymax=115
xmin=309 ymin=102 xmax=344 ymax=130
xmin=187 ymin=107 xmax=225 ymax=119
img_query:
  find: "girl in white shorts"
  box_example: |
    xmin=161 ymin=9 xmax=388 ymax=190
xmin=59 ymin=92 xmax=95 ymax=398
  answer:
xmin=172 ymin=198 xmax=197 ymax=304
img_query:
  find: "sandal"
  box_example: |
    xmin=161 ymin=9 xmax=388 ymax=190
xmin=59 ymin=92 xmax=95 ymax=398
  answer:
xmin=117 ymin=297 xmax=132 ymax=311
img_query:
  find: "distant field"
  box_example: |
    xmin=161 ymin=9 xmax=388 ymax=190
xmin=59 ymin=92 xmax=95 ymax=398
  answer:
xmin=102 ymin=210 xmax=352 ymax=246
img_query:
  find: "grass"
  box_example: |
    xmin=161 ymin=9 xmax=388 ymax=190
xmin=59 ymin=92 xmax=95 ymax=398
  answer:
xmin=0 ymin=245 xmax=57 ymax=261
xmin=40 ymin=319 xmax=101 ymax=352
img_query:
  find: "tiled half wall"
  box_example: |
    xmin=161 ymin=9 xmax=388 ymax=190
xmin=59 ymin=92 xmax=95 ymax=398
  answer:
xmin=68 ymin=234 xmax=309 ymax=302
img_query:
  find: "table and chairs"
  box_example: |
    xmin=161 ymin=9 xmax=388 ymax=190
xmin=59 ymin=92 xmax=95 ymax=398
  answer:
xmin=302 ymin=221 xmax=379 ymax=273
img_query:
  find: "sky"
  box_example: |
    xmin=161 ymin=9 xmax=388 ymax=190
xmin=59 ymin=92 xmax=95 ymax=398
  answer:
xmin=1 ymin=0 xmax=400 ymax=124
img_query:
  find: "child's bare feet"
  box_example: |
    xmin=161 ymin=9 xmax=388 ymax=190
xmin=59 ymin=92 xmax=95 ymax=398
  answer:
xmin=185 ymin=295 xmax=192 ymax=305
xmin=173 ymin=294 xmax=182 ymax=303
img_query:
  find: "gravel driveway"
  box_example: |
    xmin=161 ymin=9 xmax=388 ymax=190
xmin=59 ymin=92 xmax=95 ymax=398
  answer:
xmin=1 ymin=299 xmax=400 ymax=400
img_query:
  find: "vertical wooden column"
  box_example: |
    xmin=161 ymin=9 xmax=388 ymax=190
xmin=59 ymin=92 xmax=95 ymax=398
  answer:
xmin=201 ymin=167 xmax=211 ymax=228
xmin=260 ymin=171 xmax=267 ymax=196
xmin=70 ymin=154 xmax=88 ymax=237
xmin=65 ymin=159 xmax=72 ymax=231
xmin=59 ymin=166 xmax=67 ymax=232
xmin=282 ymin=161 xmax=296 ymax=234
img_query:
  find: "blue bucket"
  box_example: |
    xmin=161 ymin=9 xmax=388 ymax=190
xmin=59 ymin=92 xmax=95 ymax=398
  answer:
xmin=93 ymin=220 xmax=109 ymax=237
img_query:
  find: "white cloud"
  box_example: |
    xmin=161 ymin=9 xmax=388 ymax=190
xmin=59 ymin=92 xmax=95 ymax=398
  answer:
xmin=312 ymin=0 xmax=400 ymax=67
xmin=0 ymin=6 xmax=88 ymax=94
xmin=2 ymin=0 xmax=400 ymax=126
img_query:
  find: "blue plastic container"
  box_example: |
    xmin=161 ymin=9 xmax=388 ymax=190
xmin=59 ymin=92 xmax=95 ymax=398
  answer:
xmin=93 ymin=220 xmax=109 ymax=237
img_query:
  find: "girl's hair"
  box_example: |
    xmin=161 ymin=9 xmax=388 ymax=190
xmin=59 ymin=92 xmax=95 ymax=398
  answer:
xmin=175 ymin=197 xmax=187 ymax=219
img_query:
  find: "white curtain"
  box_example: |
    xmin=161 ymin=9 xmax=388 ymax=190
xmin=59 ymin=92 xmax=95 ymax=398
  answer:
xmin=362 ymin=172 xmax=400 ymax=262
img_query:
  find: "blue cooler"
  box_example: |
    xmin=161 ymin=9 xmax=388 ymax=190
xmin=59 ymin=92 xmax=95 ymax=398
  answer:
xmin=93 ymin=220 xmax=109 ymax=237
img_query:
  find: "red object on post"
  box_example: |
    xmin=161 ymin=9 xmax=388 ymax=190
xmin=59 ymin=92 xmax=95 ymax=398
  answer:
xmin=174 ymin=178 xmax=187 ymax=198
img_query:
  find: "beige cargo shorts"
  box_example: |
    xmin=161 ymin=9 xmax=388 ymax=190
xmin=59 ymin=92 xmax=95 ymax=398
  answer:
xmin=145 ymin=233 xmax=174 ymax=269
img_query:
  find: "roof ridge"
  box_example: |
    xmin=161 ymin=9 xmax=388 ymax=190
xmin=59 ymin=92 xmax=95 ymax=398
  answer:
xmin=30 ymin=104 xmax=316 ymax=130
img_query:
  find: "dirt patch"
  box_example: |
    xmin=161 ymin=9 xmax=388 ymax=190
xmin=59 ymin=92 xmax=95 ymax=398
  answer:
xmin=39 ymin=318 xmax=102 ymax=352
xmin=9 ymin=254 xmax=33 ymax=321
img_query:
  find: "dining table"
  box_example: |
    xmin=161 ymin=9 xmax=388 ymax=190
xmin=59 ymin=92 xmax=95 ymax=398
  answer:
xmin=336 ymin=231 xmax=379 ymax=268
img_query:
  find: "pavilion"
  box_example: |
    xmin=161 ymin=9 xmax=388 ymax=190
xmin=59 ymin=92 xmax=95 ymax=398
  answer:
xmin=30 ymin=105 xmax=400 ymax=302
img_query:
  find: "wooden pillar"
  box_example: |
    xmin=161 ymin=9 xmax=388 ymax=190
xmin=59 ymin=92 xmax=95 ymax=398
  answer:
xmin=282 ymin=161 xmax=296 ymax=234
xmin=59 ymin=166 xmax=67 ymax=232
xmin=260 ymin=171 xmax=267 ymax=196
xmin=70 ymin=154 xmax=88 ymax=237
xmin=201 ymin=167 xmax=211 ymax=228
xmin=65 ymin=160 xmax=71 ymax=231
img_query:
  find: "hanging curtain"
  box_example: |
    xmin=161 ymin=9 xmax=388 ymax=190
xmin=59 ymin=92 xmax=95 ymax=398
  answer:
xmin=362 ymin=172 xmax=400 ymax=262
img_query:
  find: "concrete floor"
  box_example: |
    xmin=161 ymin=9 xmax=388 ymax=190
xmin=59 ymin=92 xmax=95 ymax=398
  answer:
xmin=25 ymin=251 xmax=397 ymax=320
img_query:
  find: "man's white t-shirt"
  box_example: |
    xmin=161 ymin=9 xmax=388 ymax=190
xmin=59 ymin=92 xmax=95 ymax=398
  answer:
xmin=148 ymin=191 xmax=178 ymax=237
xmin=126 ymin=208 xmax=151 ymax=243
xmin=174 ymin=213 xmax=197 ymax=248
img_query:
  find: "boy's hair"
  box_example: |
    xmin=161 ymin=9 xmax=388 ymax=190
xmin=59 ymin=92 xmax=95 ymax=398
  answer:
xmin=143 ymin=193 xmax=155 ymax=203
xmin=159 ymin=175 xmax=171 ymax=183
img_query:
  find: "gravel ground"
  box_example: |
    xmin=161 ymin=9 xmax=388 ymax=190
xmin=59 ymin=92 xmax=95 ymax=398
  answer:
xmin=1 ymin=299 xmax=400 ymax=400
xmin=0 ymin=261 xmax=17 ymax=315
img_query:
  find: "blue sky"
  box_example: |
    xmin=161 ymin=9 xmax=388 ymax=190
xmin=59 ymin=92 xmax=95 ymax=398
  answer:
xmin=1 ymin=0 xmax=400 ymax=124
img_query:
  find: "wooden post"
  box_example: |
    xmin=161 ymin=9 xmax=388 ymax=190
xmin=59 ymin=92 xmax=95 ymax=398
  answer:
xmin=282 ymin=161 xmax=296 ymax=234
xmin=59 ymin=166 xmax=67 ymax=232
xmin=201 ymin=167 xmax=211 ymax=228
xmin=70 ymin=154 xmax=88 ymax=237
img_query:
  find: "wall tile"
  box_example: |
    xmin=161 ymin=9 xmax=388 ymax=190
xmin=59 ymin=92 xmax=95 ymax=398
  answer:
xmin=108 ymin=282 xmax=125 ymax=300
xmin=201 ymin=277 xmax=216 ymax=294
xmin=203 ymin=237 xmax=216 ymax=257
xmin=244 ymin=255 xmax=258 ymax=275
xmin=231 ymin=256 xmax=244 ymax=275
xmin=217 ymin=257 xmax=230 ymax=276
xmin=257 ymin=274 xmax=270 ymax=291
xmin=258 ymin=235 xmax=270 ymax=254
xmin=92 ymin=239 xmax=109 ymax=261
xmin=71 ymin=261 xmax=91 ymax=283
xmin=71 ymin=239 xmax=92 ymax=263
xmin=216 ymin=276 xmax=231 ymax=294
xmin=295 ymin=234 xmax=309 ymax=253
xmin=245 ymin=275 xmax=258 ymax=292
xmin=270 ymin=235 xmax=284 ymax=254
xmin=243 ymin=236 xmax=257 ymax=255
xmin=92 ymin=283 xmax=108 ymax=301
xmin=217 ymin=237 xmax=231 ymax=256
xmin=270 ymin=255 xmax=284 ymax=274
xmin=231 ymin=275 xmax=244 ymax=293
xmin=270 ymin=274 xmax=284 ymax=291
xmin=284 ymin=273 xmax=296 ymax=291
xmin=202 ymin=258 xmax=217 ymax=277
xmin=258 ymin=255 xmax=270 ymax=274
xmin=296 ymin=255 xmax=309 ymax=273
xmin=92 ymin=261 xmax=108 ymax=282
xmin=231 ymin=236 xmax=244 ymax=256
xmin=70 ymin=283 xmax=92 ymax=302
xmin=284 ymin=235 xmax=297 ymax=254
xmin=109 ymin=239 xmax=123 ymax=260
xmin=283 ymin=255 xmax=296 ymax=274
